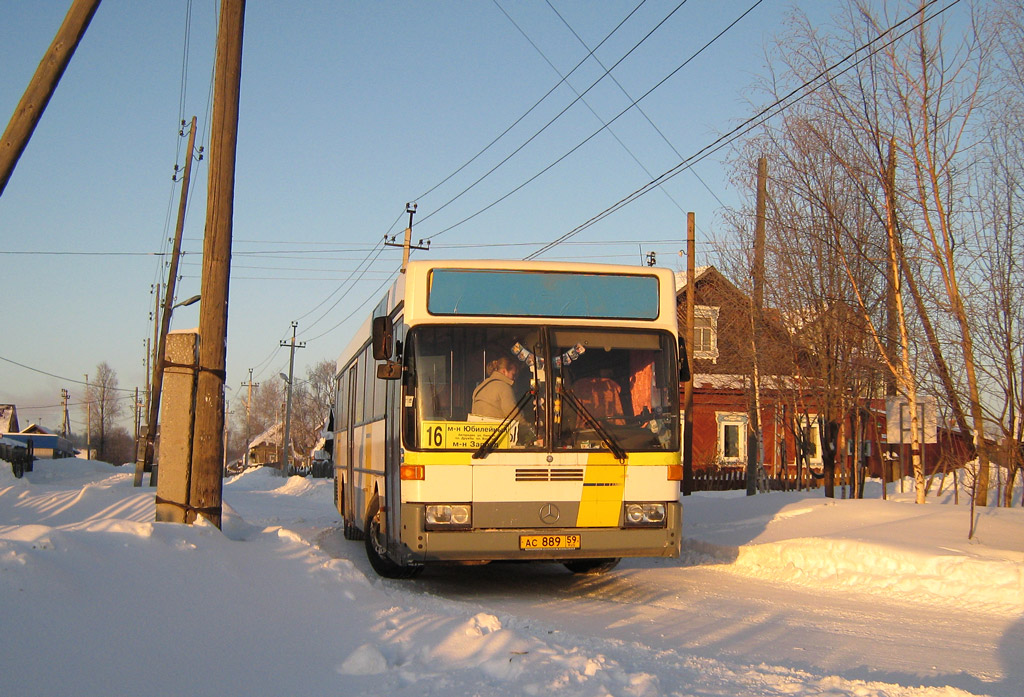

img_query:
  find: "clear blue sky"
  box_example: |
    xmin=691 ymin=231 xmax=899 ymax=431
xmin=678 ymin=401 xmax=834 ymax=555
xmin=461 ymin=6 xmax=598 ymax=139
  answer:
xmin=2 ymin=0 xmax=873 ymax=433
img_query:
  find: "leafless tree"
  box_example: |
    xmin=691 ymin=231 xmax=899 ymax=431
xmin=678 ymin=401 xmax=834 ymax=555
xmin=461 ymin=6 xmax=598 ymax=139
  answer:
xmin=82 ymin=361 xmax=123 ymax=462
xmin=723 ymin=0 xmax=1003 ymax=506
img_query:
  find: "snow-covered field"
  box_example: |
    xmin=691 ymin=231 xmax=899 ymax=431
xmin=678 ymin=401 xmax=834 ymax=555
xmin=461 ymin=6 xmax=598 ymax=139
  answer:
xmin=2 ymin=458 xmax=1021 ymax=697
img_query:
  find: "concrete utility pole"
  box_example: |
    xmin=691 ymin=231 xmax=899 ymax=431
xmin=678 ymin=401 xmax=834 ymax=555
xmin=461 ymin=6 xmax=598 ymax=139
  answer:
xmin=280 ymin=322 xmax=305 ymax=476
xmin=682 ymin=212 xmax=695 ymax=495
xmin=135 ymin=116 xmax=200 ymax=487
xmin=0 ymin=0 xmax=101 ymax=197
xmin=189 ymin=0 xmax=245 ymax=527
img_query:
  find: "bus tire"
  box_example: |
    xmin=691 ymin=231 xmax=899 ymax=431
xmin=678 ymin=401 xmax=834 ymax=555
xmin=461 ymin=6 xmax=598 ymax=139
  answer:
xmin=563 ymin=558 xmax=620 ymax=575
xmin=364 ymin=498 xmax=421 ymax=579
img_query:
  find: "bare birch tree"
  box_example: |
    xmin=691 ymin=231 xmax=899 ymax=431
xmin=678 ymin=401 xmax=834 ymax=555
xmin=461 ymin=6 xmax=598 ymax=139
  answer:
xmin=82 ymin=361 xmax=123 ymax=462
xmin=724 ymin=0 xmax=1001 ymax=506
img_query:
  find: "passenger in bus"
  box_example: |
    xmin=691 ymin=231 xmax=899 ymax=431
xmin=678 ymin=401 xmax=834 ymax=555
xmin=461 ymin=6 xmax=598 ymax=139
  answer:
xmin=573 ymin=373 xmax=626 ymax=425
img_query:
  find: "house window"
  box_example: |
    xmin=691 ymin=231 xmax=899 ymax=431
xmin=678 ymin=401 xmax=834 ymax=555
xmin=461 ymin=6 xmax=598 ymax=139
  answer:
xmin=716 ymin=412 xmax=748 ymax=464
xmin=796 ymin=413 xmax=823 ymax=466
xmin=693 ymin=306 xmax=719 ymax=363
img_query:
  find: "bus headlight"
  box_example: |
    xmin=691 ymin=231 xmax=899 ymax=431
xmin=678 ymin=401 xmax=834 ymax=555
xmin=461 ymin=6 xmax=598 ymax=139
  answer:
xmin=424 ymin=504 xmax=472 ymax=529
xmin=624 ymin=503 xmax=666 ymax=527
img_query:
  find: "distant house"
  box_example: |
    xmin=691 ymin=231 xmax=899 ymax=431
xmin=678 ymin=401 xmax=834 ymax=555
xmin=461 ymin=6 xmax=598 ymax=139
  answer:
xmin=247 ymin=422 xmax=283 ymax=467
xmin=1 ymin=404 xmax=78 ymax=459
xmin=6 ymin=423 xmax=77 ymax=459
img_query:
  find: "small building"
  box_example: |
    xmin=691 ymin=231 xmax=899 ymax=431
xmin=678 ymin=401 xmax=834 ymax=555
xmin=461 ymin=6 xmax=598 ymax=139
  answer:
xmin=5 ymin=423 xmax=77 ymax=459
xmin=247 ymin=422 xmax=283 ymax=468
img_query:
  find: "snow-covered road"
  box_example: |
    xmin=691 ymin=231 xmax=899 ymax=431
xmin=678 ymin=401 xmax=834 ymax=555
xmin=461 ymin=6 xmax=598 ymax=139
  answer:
xmin=3 ymin=460 xmax=1021 ymax=697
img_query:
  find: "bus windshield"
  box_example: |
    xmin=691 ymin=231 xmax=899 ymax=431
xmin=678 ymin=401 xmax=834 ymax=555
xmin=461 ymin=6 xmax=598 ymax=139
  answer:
xmin=403 ymin=325 xmax=679 ymax=454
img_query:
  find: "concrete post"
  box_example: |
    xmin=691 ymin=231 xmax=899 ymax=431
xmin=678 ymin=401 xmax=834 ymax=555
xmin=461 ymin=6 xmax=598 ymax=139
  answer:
xmin=155 ymin=330 xmax=199 ymax=523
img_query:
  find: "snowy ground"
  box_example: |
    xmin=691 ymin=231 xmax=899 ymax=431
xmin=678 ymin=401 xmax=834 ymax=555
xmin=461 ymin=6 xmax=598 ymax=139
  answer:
xmin=1 ymin=458 xmax=1021 ymax=697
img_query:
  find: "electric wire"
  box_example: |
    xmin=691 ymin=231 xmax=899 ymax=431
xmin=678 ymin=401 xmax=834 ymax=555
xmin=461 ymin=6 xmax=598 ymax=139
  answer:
xmin=409 ymin=0 xmax=649 ymax=209
xmin=415 ymin=0 xmax=691 ymax=231
xmin=302 ymin=267 xmax=402 ymax=346
xmin=524 ymin=0 xmax=957 ymax=260
xmin=496 ymin=0 xmax=690 ymax=218
xmin=543 ymin=0 xmax=728 ymax=213
xmin=299 ymin=239 xmax=390 ymax=334
xmin=0 ymin=356 xmax=137 ymax=393
xmin=426 ymin=0 xmax=764 ymax=242
xmin=292 ymin=213 xmax=401 ymax=325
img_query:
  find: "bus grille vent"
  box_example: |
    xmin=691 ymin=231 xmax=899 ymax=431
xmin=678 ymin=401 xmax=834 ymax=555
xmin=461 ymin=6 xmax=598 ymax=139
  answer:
xmin=515 ymin=468 xmax=584 ymax=482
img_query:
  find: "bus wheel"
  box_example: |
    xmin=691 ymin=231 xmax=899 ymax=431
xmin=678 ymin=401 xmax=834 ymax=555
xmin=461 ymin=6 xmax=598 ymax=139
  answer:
xmin=563 ymin=558 xmax=620 ymax=575
xmin=364 ymin=499 xmax=421 ymax=579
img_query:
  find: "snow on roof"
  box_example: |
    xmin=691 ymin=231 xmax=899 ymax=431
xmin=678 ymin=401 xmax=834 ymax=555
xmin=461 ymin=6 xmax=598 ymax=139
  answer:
xmin=20 ymin=423 xmax=56 ymax=435
xmin=673 ymin=266 xmax=712 ymax=291
xmin=248 ymin=421 xmax=283 ymax=448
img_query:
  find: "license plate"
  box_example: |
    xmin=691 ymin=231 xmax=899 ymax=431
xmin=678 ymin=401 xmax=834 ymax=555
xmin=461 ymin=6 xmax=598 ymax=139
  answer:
xmin=519 ymin=534 xmax=581 ymax=550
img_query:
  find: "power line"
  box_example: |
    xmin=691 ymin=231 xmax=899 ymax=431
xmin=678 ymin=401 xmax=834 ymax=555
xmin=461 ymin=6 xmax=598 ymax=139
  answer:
xmin=0 ymin=355 xmax=136 ymax=393
xmin=299 ymin=239 xmax=390 ymax=331
xmin=524 ymin=0 xmax=957 ymax=260
xmin=416 ymin=0 xmax=690 ymax=232
xmin=425 ymin=0 xmax=764 ymax=242
xmin=0 ymin=250 xmax=166 ymax=257
xmin=303 ymin=268 xmax=401 ymax=346
xmin=543 ymin=0 xmax=728 ymax=214
xmin=409 ymin=0 xmax=650 ymax=212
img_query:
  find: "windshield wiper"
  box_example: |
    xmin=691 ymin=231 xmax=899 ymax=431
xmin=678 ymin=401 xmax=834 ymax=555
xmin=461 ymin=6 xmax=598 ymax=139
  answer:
xmin=472 ymin=388 xmax=534 ymax=459
xmin=560 ymin=384 xmax=627 ymax=462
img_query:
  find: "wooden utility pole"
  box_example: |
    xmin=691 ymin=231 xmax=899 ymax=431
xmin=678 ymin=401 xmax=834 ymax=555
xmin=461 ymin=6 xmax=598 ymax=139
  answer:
xmin=134 ymin=117 xmax=199 ymax=487
xmin=0 ymin=0 xmax=101 ymax=197
xmin=84 ymin=373 xmax=92 ymax=460
xmin=60 ymin=388 xmax=71 ymax=437
xmin=241 ymin=369 xmax=258 ymax=467
xmin=189 ymin=0 xmax=245 ymax=527
xmin=682 ymin=213 xmax=695 ymax=495
xmin=280 ymin=322 xmax=306 ymax=476
xmin=748 ymin=157 xmax=767 ymax=496
xmin=385 ymin=202 xmax=428 ymax=272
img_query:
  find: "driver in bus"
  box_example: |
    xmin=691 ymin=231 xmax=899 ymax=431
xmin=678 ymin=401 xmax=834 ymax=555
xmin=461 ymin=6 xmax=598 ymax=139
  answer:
xmin=471 ymin=355 xmax=521 ymax=420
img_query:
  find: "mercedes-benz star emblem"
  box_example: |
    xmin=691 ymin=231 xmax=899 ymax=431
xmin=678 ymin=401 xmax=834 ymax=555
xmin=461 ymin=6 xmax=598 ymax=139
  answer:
xmin=539 ymin=503 xmax=560 ymax=525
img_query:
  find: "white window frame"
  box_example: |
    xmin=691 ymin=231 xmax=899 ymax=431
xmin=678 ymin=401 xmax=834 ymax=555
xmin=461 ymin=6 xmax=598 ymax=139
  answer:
xmin=693 ymin=305 xmax=720 ymax=363
xmin=796 ymin=413 xmax=823 ymax=466
xmin=716 ymin=412 xmax=748 ymax=465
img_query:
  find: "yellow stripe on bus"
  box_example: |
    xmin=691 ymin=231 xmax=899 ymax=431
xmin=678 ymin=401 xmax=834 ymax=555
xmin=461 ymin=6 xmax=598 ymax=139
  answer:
xmin=575 ymin=461 xmax=625 ymax=527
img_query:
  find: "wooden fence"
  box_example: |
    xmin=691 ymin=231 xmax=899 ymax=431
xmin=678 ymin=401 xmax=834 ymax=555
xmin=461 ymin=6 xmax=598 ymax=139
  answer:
xmin=692 ymin=468 xmax=852 ymax=492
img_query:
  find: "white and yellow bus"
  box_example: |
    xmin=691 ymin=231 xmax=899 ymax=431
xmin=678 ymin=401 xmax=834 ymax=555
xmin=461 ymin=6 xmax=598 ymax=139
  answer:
xmin=333 ymin=259 xmax=688 ymax=577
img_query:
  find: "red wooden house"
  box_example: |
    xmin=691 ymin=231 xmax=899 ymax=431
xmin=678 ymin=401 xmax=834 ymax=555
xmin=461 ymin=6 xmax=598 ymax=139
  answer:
xmin=675 ymin=266 xmax=891 ymax=483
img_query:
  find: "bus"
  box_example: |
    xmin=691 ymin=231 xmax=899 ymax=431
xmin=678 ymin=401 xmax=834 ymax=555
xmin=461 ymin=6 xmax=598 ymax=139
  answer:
xmin=332 ymin=259 xmax=688 ymax=577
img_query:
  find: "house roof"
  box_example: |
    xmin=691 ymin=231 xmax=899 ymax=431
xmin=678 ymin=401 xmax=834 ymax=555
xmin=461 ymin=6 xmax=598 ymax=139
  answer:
xmin=248 ymin=421 xmax=283 ymax=448
xmin=20 ymin=423 xmax=57 ymax=435
xmin=673 ymin=266 xmax=712 ymax=291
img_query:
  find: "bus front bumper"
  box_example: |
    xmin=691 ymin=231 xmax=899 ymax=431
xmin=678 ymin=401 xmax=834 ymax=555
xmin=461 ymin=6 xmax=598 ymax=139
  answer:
xmin=397 ymin=501 xmax=681 ymax=564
